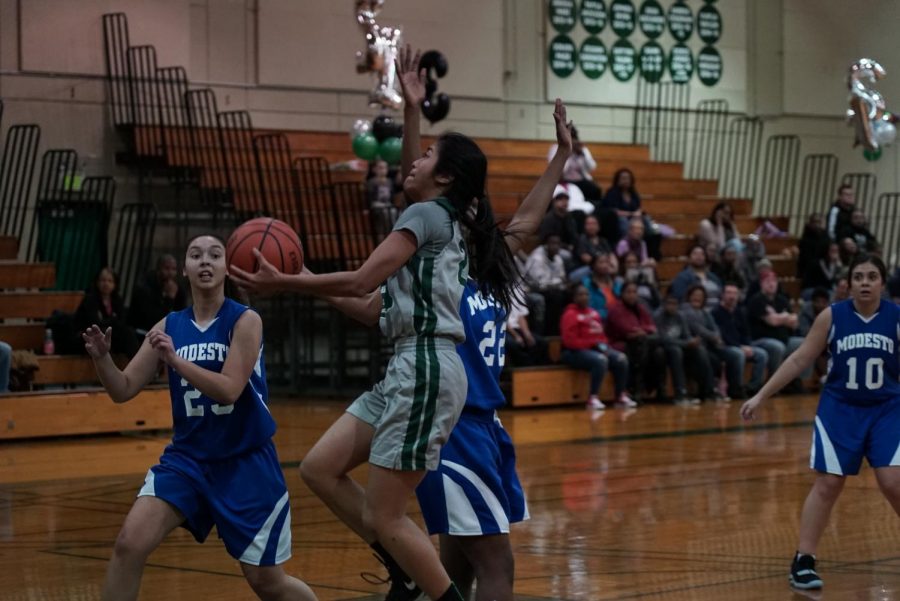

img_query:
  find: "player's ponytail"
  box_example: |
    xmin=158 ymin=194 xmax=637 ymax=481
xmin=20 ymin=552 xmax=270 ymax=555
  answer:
xmin=434 ymin=133 xmax=520 ymax=312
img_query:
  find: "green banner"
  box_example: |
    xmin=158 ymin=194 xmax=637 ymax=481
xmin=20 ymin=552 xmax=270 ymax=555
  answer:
xmin=697 ymin=4 xmax=722 ymax=44
xmin=668 ymin=43 xmax=693 ymax=83
xmin=580 ymin=0 xmax=607 ymax=34
xmin=549 ymin=34 xmax=578 ymax=78
xmin=609 ymin=0 xmax=636 ymax=37
xmin=638 ymin=0 xmax=665 ymax=39
xmin=697 ymin=45 xmax=722 ymax=86
xmin=579 ymin=37 xmax=608 ymax=79
xmin=639 ymin=40 xmax=665 ymax=83
xmin=668 ymin=1 xmax=694 ymax=42
xmin=610 ymin=38 xmax=637 ymax=81
xmin=549 ymin=0 xmax=577 ymax=33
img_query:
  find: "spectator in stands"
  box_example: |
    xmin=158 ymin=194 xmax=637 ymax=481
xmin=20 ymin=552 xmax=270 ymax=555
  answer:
xmin=569 ymin=214 xmax=611 ymax=282
xmin=615 ymin=217 xmax=655 ymax=267
xmin=826 ymin=184 xmax=855 ymax=241
xmin=0 ymin=340 xmax=10 ymax=393
xmin=797 ymin=213 xmax=829 ymax=278
xmin=505 ymin=294 xmax=548 ymax=367
xmin=746 ymin=270 xmax=807 ymax=389
xmin=888 ymin=266 xmax=900 ymax=303
xmin=365 ymin=159 xmax=401 ymax=239
xmin=621 ymin=251 xmax=660 ymax=309
xmin=711 ymin=283 xmax=769 ymax=399
xmin=670 ymin=244 xmax=723 ymax=307
xmin=76 ymin=267 xmax=139 ymax=358
xmin=838 ymin=236 xmax=859 ymax=264
xmin=538 ymin=189 xmax=579 ymax=259
xmin=740 ymin=234 xmax=767 ymax=286
xmin=837 ymin=209 xmax=879 ymax=255
xmin=603 ymin=169 xmax=662 ymax=259
xmin=582 ymin=252 xmax=621 ymax=319
xmin=798 ymin=287 xmax=832 ymax=386
xmin=801 ymin=242 xmax=842 ymax=296
xmin=654 ymin=293 xmax=707 ymax=405
xmin=697 ymin=202 xmax=741 ymax=254
xmin=560 ymin=284 xmax=634 ymax=409
xmin=606 ymin=281 xmax=665 ymax=402
xmin=710 ymin=242 xmax=747 ymax=292
xmin=523 ymin=233 xmax=568 ymax=335
xmin=680 ymin=286 xmax=730 ymax=402
xmin=832 ymin=275 xmax=850 ymax=302
xmin=129 ymin=255 xmax=188 ymax=336
xmin=548 ymin=126 xmax=602 ymax=202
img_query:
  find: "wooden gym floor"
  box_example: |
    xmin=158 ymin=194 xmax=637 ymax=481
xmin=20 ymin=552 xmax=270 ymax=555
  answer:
xmin=1 ymin=394 xmax=899 ymax=600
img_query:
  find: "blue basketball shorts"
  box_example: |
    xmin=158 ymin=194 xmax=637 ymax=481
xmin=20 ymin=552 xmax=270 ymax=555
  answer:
xmin=810 ymin=391 xmax=900 ymax=476
xmin=137 ymin=440 xmax=292 ymax=566
xmin=416 ymin=408 xmax=529 ymax=536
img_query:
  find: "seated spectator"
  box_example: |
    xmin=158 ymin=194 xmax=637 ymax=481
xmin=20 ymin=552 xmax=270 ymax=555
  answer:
xmin=832 ymin=275 xmax=850 ymax=302
xmin=129 ymin=254 xmax=188 ymax=336
xmin=710 ymin=242 xmax=747 ymax=292
xmin=548 ymin=126 xmax=602 ymax=202
xmin=888 ymin=266 xmax=900 ymax=303
xmin=801 ymin=242 xmax=842 ymax=296
xmin=365 ymin=159 xmax=401 ymax=239
xmin=711 ymin=283 xmax=769 ymax=398
xmin=606 ymin=281 xmax=665 ymax=402
xmin=615 ymin=218 xmax=655 ymax=266
xmin=797 ymin=213 xmax=829 ymax=278
xmin=538 ymin=190 xmax=579 ymax=259
xmin=739 ymin=234 xmax=767 ymax=286
xmin=603 ymin=169 xmax=662 ymax=259
xmin=654 ymin=294 xmax=709 ymax=405
xmin=838 ymin=236 xmax=859 ymax=264
xmin=798 ymin=286 xmax=832 ymax=385
xmin=582 ymin=252 xmax=622 ymax=319
xmin=560 ymin=284 xmax=634 ymax=409
xmin=523 ymin=234 xmax=568 ymax=335
xmin=670 ymin=245 xmax=723 ymax=307
xmin=826 ymin=184 xmax=855 ymax=241
xmin=76 ymin=267 xmax=139 ymax=358
xmin=697 ymin=202 xmax=741 ymax=254
xmin=680 ymin=286 xmax=730 ymax=402
xmin=621 ymin=251 xmax=660 ymax=309
xmin=746 ymin=270 xmax=808 ymax=388
xmin=0 ymin=340 xmax=10 ymax=393
xmin=569 ymin=214 xmax=611 ymax=282
xmin=837 ymin=209 xmax=879 ymax=254
xmin=505 ymin=294 xmax=548 ymax=367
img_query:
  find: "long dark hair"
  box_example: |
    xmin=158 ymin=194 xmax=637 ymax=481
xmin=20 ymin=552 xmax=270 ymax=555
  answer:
xmin=434 ymin=132 xmax=519 ymax=311
xmin=847 ymin=253 xmax=887 ymax=287
xmin=611 ymin=168 xmax=637 ymax=194
xmin=186 ymin=233 xmax=246 ymax=303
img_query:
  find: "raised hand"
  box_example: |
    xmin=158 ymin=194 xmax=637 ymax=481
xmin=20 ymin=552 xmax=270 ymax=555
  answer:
xmin=146 ymin=330 xmax=177 ymax=365
xmin=82 ymin=325 xmax=112 ymax=359
xmin=228 ymin=248 xmax=285 ymax=296
xmin=553 ymin=98 xmax=574 ymax=156
xmin=395 ymin=44 xmax=426 ymax=108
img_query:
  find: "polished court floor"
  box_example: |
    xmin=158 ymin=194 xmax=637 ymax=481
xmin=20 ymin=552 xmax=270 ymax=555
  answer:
xmin=1 ymin=394 xmax=899 ymax=600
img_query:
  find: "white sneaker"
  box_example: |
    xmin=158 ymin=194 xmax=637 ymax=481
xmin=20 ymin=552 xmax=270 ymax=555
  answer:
xmin=615 ymin=393 xmax=638 ymax=408
xmin=586 ymin=397 xmax=606 ymax=410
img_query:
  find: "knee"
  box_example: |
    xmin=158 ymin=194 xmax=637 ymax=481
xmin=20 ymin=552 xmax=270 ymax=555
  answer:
xmin=243 ymin=565 xmax=284 ymax=600
xmin=299 ymin=452 xmax=333 ymax=494
xmin=876 ymin=470 xmax=900 ymax=499
xmin=591 ymin=353 xmax=609 ymax=372
xmin=753 ymin=348 xmax=768 ymax=363
xmin=111 ymin=524 xmax=154 ymax=564
xmin=813 ymin=474 xmax=845 ymax=500
xmin=668 ymin=346 xmax=683 ymax=363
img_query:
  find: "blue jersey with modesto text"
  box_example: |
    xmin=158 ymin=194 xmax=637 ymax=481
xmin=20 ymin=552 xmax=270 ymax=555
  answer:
xmin=165 ymin=298 xmax=275 ymax=460
xmin=456 ymin=280 xmax=507 ymax=411
xmin=824 ymin=299 xmax=900 ymax=406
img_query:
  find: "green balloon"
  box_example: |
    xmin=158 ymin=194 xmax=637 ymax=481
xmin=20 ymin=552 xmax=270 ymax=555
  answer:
xmin=863 ymin=147 xmax=882 ymax=161
xmin=378 ymin=137 xmax=403 ymax=164
xmin=352 ymin=133 xmax=378 ymax=160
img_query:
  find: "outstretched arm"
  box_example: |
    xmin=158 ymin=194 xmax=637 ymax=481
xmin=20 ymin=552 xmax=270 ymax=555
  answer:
xmin=505 ymin=99 xmax=573 ymax=254
xmin=740 ymin=307 xmax=831 ymax=420
xmin=85 ymin=321 xmax=163 ymax=403
xmin=396 ymin=45 xmax=426 ymax=181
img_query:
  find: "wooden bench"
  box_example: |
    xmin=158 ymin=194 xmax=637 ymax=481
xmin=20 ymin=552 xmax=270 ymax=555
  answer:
xmin=0 ymin=262 xmax=55 ymax=289
xmin=0 ymin=387 xmax=171 ymax=439
xmin=0 ymin=291 xmax=83 ymax=318
xmin=32 ymin=355 xmax=128 ymax=386
xmin=509 ymin=364 xmax=616 ymax=407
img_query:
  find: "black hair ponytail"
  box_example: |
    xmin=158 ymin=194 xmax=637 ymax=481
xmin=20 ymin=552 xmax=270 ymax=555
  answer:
xmin=434 ymin=133 xmax=521 ymax=312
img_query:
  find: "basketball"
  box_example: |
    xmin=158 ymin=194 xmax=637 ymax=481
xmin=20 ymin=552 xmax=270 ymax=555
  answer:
xmin=226 ymin=217 xmax=303 ymax=275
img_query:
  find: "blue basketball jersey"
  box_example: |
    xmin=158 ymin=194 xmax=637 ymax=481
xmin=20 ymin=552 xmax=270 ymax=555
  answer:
xmin=456 ymin=280 xmax=507 ymax=411
xmin=165 ymin=298 xmax=276 ymax=460
xmin=825 ymin=299 xmax=900 ymax=406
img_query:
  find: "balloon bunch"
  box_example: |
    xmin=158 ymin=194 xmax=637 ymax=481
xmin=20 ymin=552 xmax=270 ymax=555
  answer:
xmin=355 ymin=0 xmax=403 ymax=110
xmin=847 ymin=58 xmax=898 ymax=161
xmin=351 ymin=115 xmax=403 ymax=163
xmin=419 ymin=50 xmax=451 ymax=124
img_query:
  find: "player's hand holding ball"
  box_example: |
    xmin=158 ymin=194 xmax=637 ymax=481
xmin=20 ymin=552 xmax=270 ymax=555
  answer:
xmin=83 ymin=325 xmax=112 ymax=359
xmin=226 ymin=218 xmax=304 ymax=296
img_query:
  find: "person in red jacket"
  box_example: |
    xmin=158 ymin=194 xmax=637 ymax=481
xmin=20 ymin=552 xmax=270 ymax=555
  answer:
xmin=560 ymin=284 xmax=635 ymax=410
xmin=606 ymin=281 xmax=666 ymax=401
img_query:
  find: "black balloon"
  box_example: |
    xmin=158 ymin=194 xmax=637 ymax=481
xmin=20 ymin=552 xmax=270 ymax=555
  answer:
xmin=372 ymin=114 xmax=403 ymax=142
xmin=418 ymin=50 xmax=451 ymax=124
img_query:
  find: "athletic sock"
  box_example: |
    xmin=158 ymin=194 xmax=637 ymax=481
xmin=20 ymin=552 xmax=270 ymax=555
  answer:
xmin=436 ymin=583 xmax=464 ymax=601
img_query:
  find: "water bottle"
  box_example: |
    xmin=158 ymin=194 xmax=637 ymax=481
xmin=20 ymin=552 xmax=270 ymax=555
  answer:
xmin=43 ymin=328 xmax=55 ymax=355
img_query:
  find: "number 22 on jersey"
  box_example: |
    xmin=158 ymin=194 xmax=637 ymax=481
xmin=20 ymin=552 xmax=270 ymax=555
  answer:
xmin=478 ymin=320 xmax=507 ymax=367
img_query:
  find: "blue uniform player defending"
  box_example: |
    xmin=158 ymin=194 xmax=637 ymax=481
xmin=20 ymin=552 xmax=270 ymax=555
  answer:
xmin=741 ymin=254 xmax=900 ymax=591
xmin=83 ymin=235 xmax=316 ymax=601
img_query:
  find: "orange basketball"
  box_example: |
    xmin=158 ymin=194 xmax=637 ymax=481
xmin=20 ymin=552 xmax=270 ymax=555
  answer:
xmin=226 ymin=217 xmax=303 ymax=275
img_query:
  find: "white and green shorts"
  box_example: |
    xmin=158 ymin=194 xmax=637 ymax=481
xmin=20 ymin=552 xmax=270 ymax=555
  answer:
xmin=347 ymin=336 xmax=467 ymax=471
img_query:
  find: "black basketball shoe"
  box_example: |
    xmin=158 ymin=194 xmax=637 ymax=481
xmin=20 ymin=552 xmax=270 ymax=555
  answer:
xmin=790 ymin=553 xmax=823 ymax=590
